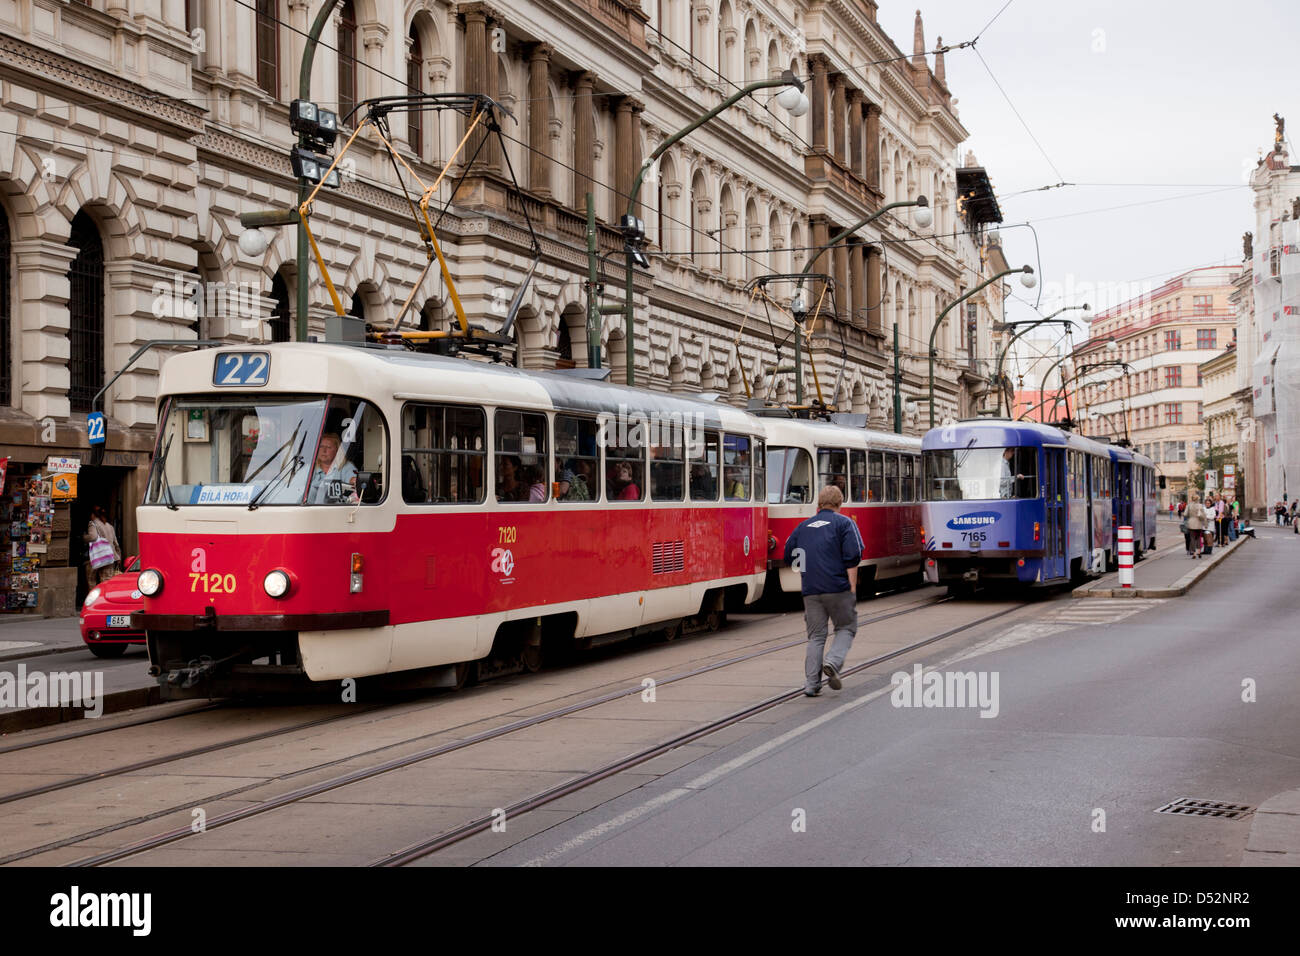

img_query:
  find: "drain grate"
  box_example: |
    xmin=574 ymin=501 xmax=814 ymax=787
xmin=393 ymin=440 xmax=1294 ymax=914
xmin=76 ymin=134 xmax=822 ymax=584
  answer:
xmin=1154 ymin=798 xmax=1254 ymax=820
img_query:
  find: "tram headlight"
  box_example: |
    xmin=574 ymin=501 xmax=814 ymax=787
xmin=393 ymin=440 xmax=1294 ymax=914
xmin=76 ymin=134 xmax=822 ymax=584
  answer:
xmin=138 ymin=569 xmax=163 ymax=597
xmin=263 ymin=569 xmax=292 ymax=599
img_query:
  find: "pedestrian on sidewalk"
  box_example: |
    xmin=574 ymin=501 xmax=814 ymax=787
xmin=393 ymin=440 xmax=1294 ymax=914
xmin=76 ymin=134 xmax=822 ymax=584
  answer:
xmin=1275 ymin=501 xmax=1286 ymax=526
xmin=783 ymin=485 xmax=864 ymax=697
xmin=1215 ymin=494 xmax=1229 ymax=546
xmin=84 ymin=504 xmax=122 ymax=585
xmin=1185 ymin=493 xmax=1207 ymax=558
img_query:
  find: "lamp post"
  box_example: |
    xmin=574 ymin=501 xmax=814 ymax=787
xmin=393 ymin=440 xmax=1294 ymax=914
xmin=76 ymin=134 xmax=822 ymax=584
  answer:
xmin=621 ymin=71 xmax=808 ymax=386
xmin=929 ymin=266 xmax=1036 ymax=427
xmin=992 ymin=304 xmax=1090 ymax=415
xmin=788 ymin=197 xmax=931 ymax=408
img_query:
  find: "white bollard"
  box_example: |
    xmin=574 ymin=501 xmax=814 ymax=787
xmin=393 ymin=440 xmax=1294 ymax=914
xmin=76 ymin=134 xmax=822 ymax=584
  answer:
xmin=1118 ymin=525 xmax=1134 ymax=588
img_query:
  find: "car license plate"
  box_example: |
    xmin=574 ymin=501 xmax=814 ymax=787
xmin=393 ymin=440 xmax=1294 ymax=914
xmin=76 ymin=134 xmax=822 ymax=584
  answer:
xmin=107 ymin=615 xmax=131 ymax=628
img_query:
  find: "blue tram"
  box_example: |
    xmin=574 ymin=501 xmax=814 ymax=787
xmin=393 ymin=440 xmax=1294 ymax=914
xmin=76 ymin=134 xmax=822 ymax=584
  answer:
xmin=920 ymin=419 xmax=1157 ymax=589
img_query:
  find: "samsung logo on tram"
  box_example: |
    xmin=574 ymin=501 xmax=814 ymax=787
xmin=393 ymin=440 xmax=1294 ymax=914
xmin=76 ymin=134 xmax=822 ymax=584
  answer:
xmin=946 ymin=512 xmax=1001 ymax=530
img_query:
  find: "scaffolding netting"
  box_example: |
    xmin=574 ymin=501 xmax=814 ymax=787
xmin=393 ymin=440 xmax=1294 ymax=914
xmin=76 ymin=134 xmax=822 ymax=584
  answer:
xmin=1251 ymin=217 xmax=1300 ymax=506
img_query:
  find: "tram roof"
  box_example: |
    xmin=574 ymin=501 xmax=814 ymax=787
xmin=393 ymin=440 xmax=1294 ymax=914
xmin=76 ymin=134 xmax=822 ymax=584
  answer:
xmin=920 ymin=418 xmax=1125 ymax=457
xmin=156 ymin=343 xmax=759 ymax=431
xmin=761 ymin=416 xmax=921 ymax=450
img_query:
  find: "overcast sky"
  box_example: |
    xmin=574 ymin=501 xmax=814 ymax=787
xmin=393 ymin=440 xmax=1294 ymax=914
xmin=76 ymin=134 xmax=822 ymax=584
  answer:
xmin=876 ymin=0 xmax=1298 ymax=353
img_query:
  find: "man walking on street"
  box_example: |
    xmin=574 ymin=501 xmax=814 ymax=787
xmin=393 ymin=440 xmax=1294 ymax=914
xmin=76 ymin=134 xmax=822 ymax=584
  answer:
xmin=783 ymin=485 xmax=864 ymax=697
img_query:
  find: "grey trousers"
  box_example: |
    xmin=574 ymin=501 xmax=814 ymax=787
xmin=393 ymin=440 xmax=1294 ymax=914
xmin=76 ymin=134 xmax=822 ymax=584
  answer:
xmin=803 ymin=590 xmax=858 ymax=691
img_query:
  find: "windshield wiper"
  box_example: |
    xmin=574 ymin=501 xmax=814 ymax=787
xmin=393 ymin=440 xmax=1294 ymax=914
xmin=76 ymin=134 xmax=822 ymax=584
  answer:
xmin=149 ymin=433 xmax=178 ymax=511
xmin=248 ymin=423 xmax=307 ymax=510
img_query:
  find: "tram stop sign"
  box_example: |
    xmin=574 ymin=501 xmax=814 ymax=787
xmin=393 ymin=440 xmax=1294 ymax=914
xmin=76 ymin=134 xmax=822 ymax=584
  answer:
xmin=87 ymin=411 xmax=106 ymax=446
xmin=1204 ymin=469 xmax=1217 ymax=490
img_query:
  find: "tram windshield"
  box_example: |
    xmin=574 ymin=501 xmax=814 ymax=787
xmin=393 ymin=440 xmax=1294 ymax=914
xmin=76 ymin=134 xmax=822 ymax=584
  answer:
xmin=143 ymin=394 xmax=387 ymax=506
xmin=924 ymin=447 xmax=1038 ymax=501
xmin=767 ymin=446 xmax=814 ymax=504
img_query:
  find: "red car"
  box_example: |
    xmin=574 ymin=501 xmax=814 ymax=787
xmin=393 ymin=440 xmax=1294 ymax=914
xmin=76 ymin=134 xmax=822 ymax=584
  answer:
xmin=80 ymin=556 xmax=144 ymax=658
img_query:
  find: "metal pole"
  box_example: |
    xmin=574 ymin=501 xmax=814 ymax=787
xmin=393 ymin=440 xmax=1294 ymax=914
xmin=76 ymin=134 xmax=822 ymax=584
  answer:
xmin=295 ymin=0 xmax=344 ymax=343
xmin=622 ymin=71 xmax=804 ymax=387
xmin=992 ymin=307 xmax=1086 ymax=415
xmin=585 ymin=192 xmax=601 ymax=369
xmin=929 ymin=268 xmax=1027 ymax=428
xmin=893 ymin=322 xmax=902 ymax=434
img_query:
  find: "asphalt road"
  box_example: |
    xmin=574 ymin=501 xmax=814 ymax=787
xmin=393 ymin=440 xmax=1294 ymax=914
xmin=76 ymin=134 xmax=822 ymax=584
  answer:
xmin=484 ymin=527 xmax=1300 ymax=865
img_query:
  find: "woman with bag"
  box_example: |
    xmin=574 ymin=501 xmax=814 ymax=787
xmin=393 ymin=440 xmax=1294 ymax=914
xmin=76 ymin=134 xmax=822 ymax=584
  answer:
xmin=84 ymin=504 xmax=122 ymax=585
xmin=1185 ymin=493 xmax=1208 ymax=559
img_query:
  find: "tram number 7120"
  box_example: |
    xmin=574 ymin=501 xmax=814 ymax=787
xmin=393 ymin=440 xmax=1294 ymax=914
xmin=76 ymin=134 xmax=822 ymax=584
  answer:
xmin=190 ymin=572 xmax=237 ymax=593
xmin=959 ymin=531 xmax=987 ymax=543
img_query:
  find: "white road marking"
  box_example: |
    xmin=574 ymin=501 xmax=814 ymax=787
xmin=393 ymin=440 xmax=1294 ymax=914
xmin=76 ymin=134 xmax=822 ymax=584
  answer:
xmin=0 ymin=641 xmax=40 ymax=652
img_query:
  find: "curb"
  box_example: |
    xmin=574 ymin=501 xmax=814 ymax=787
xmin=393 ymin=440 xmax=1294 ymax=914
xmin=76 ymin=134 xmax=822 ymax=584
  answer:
xmin=0 ymin=685 xmax=162 ymax=735
xmin=1242 ymin=788 xmax=1300 ymax=866
xmin=0 ymin=644 xmax=90 ymax=664
xmin=1072 ymin=536 xmax=1248 ymax=599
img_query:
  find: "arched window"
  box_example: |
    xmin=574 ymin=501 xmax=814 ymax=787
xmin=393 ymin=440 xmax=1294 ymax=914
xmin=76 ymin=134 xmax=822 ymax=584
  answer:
xmin=269 ymin=272 xmax=291 ymax=342
xmin=349 ymin=291 xmax=366 ymax=322
xmin=407 ymin=24 xmax=423 ymax=158
xmin=256 ymin=0 xmax=279 ymax=96
xmin=67 ymin=211 xmax=104 ymax=414
xmin=0 ymin=208 xmax=10 ymax=406
xmin=338 ymin=1 xmax=358 ymax=123
xmin=556 ymin=320 xmax=572 ymax=364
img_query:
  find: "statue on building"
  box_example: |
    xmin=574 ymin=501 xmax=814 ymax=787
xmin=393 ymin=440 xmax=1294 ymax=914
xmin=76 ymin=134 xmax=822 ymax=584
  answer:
xmin=1275 ymin=113 xmax=1285 ymax=146
xmin=1243 ymin=231 xmax=1253 ymax=260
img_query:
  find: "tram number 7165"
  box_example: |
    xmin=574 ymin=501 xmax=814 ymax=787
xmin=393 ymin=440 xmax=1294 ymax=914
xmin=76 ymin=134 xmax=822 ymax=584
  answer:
xmin=959 ymin=531 xmax=987 ymax=543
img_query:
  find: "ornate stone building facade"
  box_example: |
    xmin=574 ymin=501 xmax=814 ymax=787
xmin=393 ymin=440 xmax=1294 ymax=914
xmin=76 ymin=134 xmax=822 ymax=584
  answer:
xmin=0 ymin=0 xmax=1004 ymax=609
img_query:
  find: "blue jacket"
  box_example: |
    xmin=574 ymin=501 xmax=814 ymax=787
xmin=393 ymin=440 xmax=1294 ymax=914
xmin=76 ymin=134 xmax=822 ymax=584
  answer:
xmin=783 ymin=509 xmax=864 ymax=595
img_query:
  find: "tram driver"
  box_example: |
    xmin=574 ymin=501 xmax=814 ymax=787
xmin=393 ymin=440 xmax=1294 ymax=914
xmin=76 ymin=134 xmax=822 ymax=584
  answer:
xmin=308 ymin=432 xmax=359 ymax=504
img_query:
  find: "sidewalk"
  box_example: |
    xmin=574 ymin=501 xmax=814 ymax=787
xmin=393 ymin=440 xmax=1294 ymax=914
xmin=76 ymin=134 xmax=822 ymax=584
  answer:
xmin=0 ymin=614 xmax=87 ymax=662
xmin=1073 ymin=525 xmax=1250 ymax=599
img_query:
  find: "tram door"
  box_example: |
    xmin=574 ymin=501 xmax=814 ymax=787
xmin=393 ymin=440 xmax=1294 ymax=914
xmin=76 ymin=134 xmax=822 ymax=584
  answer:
xmin=1044 ymin=448 xmax=1066 ymax=580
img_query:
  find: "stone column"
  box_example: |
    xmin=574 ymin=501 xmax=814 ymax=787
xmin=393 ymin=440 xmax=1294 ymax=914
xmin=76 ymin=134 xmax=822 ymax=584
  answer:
xmin=482 ymin=8 xmax=500 ymax=169
xmin=11 ymin=239 xmax=75 ymax=423
xmin=866 ymin=244 xmax=883 ymax=333
xmin=848 ymin=90 xmax=864 ymax=178
xmin=200 ymin=0 xmax=223 ymax=75
xmin=833 ymin=238 xmax=849 ymax=322
xmin=463 ymin=5 xmax=489 ymax=166
xmin=616 ymin=97 xmax=645 ymax=218
xmin=810 ymin=55 xmax=828 ymax=152
xmin=831 ymin=73 xmax=846 ymax=165
xmin=866 ymin=103 xmax=882 ymax=189
xmin=528 ymin=44 xmax=552 ymax=197
xmin=848 ymin=239 xmax=866 ymax=327
xmin=573 ymin=71 xmax=596 ymax=208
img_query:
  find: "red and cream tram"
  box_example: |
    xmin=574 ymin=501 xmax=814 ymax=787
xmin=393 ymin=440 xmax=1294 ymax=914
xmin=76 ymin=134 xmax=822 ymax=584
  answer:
xmin=135 ymin=343 xmax=770 ymax=698
xmin=764 ymin=418 xmax=924 ymax=596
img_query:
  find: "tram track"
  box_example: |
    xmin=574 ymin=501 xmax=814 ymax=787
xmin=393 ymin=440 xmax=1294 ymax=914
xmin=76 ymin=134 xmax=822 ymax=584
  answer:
xmin=42 ymin=591 xmax=958 ymax=867
xmin=372 ymin=600 xmax=1029 ymax=866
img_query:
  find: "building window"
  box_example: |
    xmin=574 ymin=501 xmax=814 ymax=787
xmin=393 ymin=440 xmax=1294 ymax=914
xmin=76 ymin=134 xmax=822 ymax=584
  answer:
xmin=1164 ymin=329 xmax=1180 ymax=350
xmin=1165 ymin=402 xmax=1182 ymax=425
xmin=407 ymin=25 xmax=423 ymax=158
xmin=1165 ymin=366 xmax=1182 ymax=388
xmin=1197 ymin=402 xmax=1204 ymax=424
xmin=269 ymin=272 xmax=291 ymax=342
xmin=1193 ymin=294 xmax=1212 ymax=314
xmin=256 ymin=0 xmax=279 ymax=96
xmin=338 ymin=1 xmax=358 ymax=123
xmin=1196 ymin=328 xmax=1216 ymax=349
xmin=67 ymin=211 xmax=105 ymax=415
xmin=0 ymin=208 xmax=10 ymax=406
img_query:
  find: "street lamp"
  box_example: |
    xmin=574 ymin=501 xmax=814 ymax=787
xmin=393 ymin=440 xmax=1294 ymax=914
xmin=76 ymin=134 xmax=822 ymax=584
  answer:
xmin=620 ymin=70 xmax=808 ymax=385
xmin=786 ymin=194 xmax=931 ymax=407
xmin=992 ymin=303 xmax=1090 ymax=415
xmin=929 ymin=265 xmax=1035 ymax=427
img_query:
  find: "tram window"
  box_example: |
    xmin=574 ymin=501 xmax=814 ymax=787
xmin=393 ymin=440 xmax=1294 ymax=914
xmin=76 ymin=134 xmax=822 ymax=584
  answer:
xmin=496 ymin=409 xmax=548 ymax=503
xmin=817 ymin=448 xmax=847 ymax=499
xmin=901 ymin=455 xmax=916 ymax=502
xmin=690 ymin=430 xmax=720 ymax=501
xmin=304 ymin=397 xmax=387 ymax=505
xmin=767 ymin=446 xmax=812 ymax=504
xmin=604 ymin=421 xmax=644 ymax=502
xmin=868 ymin=451 xmax=883 ymax=502
xmin=923 ymin=447 xmax=1037 ymax=501
xmin=724 ymin=434 xmax=752 ymax=501
xmin=401 ymin=403 xmax=485 ymax=504
xmin=752 ymin=441 xmax=766 ymax=505
xmin=554 ymin=415 xmax=600 ymax=502
xmin=884 ymin=453 xmax=900 ymax=502
xmin=849 ymin=450 xmax=868 ymax=502
xmin=651 ymin=433 xmax=685 ymax=502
